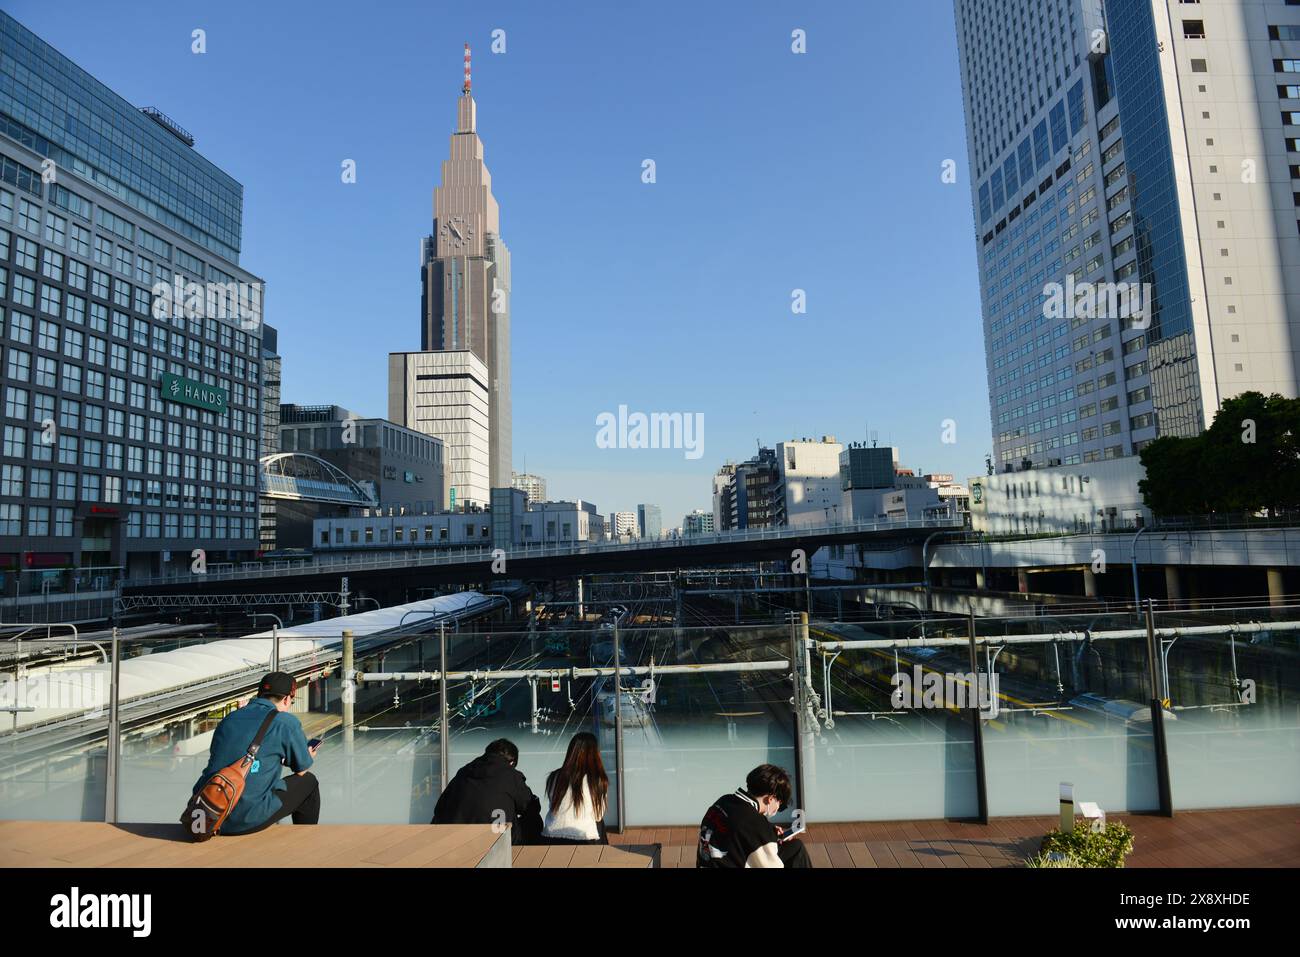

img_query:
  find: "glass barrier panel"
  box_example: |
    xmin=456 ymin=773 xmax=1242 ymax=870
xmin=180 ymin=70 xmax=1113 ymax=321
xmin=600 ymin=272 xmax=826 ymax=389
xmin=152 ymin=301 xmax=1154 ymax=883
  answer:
xmin=980 ymin=633 xmax=1160 ymax=816
xmin=619 ymin=624 xmax=794 ymax=827
xmin=1161 ymin=616 xmax=1300 ymax=809
xmin=806 ymin=619 xmax=978 ymax=820
xmin=0 ymin=640 xmax=110 ymax=820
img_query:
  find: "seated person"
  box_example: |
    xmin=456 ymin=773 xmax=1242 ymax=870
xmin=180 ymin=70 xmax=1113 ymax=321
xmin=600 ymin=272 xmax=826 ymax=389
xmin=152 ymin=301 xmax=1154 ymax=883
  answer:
xmin=432 ymin=738 xmax=542 ymax=844
xmin=190 ymin=671 xmax=321 ymax=835
xmin=697 ymin=764 xmax=811 ymax=868
xmin=541 ymin=732 xmax=609 ymax=844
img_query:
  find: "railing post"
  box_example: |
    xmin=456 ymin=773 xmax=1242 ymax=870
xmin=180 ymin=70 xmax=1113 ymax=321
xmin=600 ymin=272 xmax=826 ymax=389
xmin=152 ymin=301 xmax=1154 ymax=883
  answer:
xmin=1144 ymin=600 xmax=1174 ymax=817
xmin=439 ymin=623 xmax=449 ymax=792
xmin=612 ymin=620 xmax=626 ymax=833
xmin=790 ymin=612 xmax=811 ymax=819
xmin=104 ymin=626 xmax=121 ymax=823
xmin=342 ymin=628 xmax=355 ymax=815
xmin=966 ymin=608 xmax=988 ymax=824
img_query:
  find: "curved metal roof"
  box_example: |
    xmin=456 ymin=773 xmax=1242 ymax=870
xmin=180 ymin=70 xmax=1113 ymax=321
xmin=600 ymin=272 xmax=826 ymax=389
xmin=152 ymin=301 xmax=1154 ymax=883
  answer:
xmin=4 ymin=592 xmax=499 ymax=732
xmin=259 ymin=452 xmax=377 ymax=506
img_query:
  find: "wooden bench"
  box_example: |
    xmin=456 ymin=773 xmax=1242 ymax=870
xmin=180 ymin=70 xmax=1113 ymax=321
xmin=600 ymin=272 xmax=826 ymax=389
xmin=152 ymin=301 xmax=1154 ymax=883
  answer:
xmin=0 ymin=821 xmax=511 ymax=868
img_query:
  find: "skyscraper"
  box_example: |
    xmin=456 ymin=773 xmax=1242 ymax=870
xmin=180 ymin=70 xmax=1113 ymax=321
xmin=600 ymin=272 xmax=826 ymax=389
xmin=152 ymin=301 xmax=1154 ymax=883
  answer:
xmin=637 ymin=503 xmax=662 ymax=540
xmin=0 ymin=11 xmax=266 ymax=578
xmin=955 ymin=0 xmax=1300 ymax=474
xmin=418 ymin=44 xmax=511 ymax=493
xmin=390 ymin=349 xmax=489 ymax=508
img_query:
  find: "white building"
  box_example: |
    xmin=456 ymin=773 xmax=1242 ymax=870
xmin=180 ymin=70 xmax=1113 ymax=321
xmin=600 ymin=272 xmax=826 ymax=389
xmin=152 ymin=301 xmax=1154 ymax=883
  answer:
xmin=521 ymin=501 xmax=604 ymax=544
xmin=608 ymin=511 xmax=637 ymax=539
xmin=968 ymin=457 xmax=1151 ymax=535
xmin=511 ymin=472 xmax=546 ymax=504
xmin=924 ymin=473 xmax=972 ymax=526
xmin=775 ymin=437 xmax=844 ymax=526
xmin=389 ymin=350 xmax=491 ymax=509
xmin=313 ymin=497 xmax=604 ymax=551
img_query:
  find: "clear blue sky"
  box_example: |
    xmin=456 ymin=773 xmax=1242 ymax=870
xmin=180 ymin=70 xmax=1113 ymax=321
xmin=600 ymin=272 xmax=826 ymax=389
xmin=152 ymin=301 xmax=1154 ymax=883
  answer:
xmin=9 ymin=0 xmax=991 ymax=527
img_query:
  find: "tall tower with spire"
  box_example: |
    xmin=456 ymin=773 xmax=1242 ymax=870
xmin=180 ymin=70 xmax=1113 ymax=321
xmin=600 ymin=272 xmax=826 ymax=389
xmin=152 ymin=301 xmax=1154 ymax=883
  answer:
xmin=418 ymin=43 xmax=512 ymax=498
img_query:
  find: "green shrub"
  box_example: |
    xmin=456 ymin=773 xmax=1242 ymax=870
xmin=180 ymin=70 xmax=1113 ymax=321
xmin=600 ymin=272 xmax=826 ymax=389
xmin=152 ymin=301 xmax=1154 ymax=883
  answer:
xmin=1033 ymin=821 xmax=1134 ymax=868
xmin=1024 ymin=851 xmax=1080 ymax=868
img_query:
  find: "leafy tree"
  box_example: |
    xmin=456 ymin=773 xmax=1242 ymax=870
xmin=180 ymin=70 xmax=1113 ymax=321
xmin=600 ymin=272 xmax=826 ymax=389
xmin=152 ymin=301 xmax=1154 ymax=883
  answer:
xmin=1139 ymin=392 xmax=1300 ymax=516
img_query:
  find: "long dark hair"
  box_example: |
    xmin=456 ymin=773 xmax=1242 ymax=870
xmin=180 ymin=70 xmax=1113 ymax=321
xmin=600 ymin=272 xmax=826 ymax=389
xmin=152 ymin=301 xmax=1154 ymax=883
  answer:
xmin=546 ymin=732 xmax=608 ymax=816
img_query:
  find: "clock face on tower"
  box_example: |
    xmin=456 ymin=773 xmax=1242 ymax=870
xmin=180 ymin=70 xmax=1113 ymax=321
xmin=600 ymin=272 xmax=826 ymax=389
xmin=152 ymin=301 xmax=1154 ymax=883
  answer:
xmin=439 ymin=215 xmax=475 ymax=251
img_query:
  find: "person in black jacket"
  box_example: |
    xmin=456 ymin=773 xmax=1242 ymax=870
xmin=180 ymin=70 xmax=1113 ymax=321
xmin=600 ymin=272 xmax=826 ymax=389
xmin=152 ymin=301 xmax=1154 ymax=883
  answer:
xmin=697 ymin=764 xmax=812 ymax=868
xmin=432 ymin=738 xmax=542 ymax=844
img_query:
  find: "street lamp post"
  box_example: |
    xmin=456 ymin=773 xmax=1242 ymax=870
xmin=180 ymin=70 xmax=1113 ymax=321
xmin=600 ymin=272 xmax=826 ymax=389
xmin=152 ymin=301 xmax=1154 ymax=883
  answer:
xmin=1130 ymin=524 xmax=1149 ymax=610
xmin=249 ymin=612 xmax=284 ymax=671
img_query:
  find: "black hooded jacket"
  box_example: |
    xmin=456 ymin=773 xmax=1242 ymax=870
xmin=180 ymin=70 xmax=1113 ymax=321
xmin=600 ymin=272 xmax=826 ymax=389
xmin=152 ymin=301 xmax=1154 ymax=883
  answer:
xmin=432 ymin=753 xmax=543 ymax=844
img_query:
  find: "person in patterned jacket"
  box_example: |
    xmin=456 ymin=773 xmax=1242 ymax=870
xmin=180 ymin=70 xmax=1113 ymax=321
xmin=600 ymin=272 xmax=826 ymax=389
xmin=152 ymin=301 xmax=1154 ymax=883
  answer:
xmin=697 ymin=764 xmax=812 ymax=868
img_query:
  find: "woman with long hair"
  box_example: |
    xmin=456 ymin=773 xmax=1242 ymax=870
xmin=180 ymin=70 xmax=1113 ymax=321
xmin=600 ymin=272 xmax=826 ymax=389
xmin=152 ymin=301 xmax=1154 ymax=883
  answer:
xmin=542 ymin=732 xmax=610 ymax=845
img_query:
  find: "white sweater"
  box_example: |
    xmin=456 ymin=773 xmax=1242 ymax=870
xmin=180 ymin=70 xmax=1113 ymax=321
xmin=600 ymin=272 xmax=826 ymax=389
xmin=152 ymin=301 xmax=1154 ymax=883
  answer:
xmin=542 ymin=777 xmax=605 ymax=841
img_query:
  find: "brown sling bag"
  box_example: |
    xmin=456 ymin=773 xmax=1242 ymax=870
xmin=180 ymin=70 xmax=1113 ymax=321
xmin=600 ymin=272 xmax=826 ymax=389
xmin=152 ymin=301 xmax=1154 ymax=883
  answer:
xmin=181 ymin=708 xmax=279 ymax=842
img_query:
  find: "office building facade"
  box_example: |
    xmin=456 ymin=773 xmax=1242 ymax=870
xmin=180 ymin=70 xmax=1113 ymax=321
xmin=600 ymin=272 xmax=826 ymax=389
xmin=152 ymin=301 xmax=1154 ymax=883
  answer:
xmin=257 ymin=323 xmax=281 ymax=551
xmin=775 ymin=436 xmax=844 ymax=526
xmin=682 ymin=508 xmax=715 ymax=536
xmin=955 ymin=0 xmax=1300 ymax=474
xmin=278 ymin=404 xmax=444 ymax=507
xmin=713 ymin=447 xmax=780 ymax=531
xmin=389 ymin=349 xmax=490 ymax=509
xmin=609 ymin=510 xmax=637 ymax=538
xmin=637 ymin=503 xmax=662 ymax=540
xmin=0 ymin=12 xmax=265 ymax=578
xmin=419 ymin=45 xmax=511 ymax=490
xmin=511 ymin=470 xmax=545 ymax=504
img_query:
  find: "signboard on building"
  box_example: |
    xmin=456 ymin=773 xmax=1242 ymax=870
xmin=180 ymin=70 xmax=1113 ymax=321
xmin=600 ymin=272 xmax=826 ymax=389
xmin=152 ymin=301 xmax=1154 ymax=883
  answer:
xmin=160 ymin=373 xmax=228 ymax=413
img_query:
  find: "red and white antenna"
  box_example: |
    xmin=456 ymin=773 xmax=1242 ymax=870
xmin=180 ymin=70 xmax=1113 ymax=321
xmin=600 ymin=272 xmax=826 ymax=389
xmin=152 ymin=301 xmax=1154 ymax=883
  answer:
xmin=463 ymin=43 xmax=471 ymax=93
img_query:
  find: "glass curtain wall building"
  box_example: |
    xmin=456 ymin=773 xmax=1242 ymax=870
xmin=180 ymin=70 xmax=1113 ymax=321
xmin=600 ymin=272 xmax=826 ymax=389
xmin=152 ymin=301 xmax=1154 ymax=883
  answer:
xmin=0 ymin=12 xmax=266 ymax=578
xmin=955 ymin=0 xmax=1300 ymax=474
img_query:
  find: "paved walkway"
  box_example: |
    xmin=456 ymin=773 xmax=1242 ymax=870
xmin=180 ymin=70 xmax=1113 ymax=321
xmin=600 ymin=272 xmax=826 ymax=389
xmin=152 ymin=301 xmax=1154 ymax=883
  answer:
xmin=609 ymin=805 xmax=1300 ymax=868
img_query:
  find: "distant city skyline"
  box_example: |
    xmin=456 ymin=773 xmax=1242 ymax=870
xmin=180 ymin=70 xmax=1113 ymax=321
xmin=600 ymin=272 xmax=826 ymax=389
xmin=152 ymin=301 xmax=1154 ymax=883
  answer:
xmin=5 ymin=0 xmax=991 ymax=523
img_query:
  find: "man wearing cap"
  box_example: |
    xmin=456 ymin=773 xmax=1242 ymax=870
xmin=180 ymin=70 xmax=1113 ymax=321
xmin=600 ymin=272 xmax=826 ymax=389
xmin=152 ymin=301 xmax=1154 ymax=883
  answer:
xmin=190 ymin=671 xmax=322 ymax=835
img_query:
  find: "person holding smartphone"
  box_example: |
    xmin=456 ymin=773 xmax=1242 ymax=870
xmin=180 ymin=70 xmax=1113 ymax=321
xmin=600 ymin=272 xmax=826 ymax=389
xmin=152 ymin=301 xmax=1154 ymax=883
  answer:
xmin=188 ymin=671 xmax=323 ymax=835
xmin=697 ymin=764 xmax=812 ymax=868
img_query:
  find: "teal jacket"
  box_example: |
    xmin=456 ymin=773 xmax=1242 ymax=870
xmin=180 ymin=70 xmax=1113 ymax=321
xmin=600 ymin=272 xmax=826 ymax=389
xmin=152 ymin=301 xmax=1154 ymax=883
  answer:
xmin=192 ymin=697 xmax=314 ymax=834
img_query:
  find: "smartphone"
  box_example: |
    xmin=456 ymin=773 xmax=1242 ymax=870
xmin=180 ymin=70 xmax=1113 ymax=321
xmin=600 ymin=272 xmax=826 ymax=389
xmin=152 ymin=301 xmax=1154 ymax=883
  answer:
xmin=307 ymin=738 xmax=322 ymax=750
xmin=780 ymin=822 xmax=806 ymax=842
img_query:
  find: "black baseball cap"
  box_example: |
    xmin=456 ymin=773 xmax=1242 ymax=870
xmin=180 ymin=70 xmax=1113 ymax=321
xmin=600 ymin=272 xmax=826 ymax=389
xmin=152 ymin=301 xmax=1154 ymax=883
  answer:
xmin=258 ymin=671 xmax=296 ymax=697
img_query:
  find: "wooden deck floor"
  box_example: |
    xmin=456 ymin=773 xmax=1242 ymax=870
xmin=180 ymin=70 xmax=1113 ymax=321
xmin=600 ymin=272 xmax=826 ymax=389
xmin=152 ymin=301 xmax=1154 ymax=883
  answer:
xmin=0 ymin=821 xmax=510 ymax=868
xmin=609 ymin=805 xmax=1300 ymax=868
xmin=511 ymin=844 xmax=658 ymax=868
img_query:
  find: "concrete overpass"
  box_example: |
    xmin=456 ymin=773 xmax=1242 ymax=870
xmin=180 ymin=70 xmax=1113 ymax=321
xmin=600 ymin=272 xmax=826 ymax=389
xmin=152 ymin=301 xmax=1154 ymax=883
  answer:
xmin=827 ymin=524 xmax=1300 ymax=606
xmin=121 ymin=517 xmax=964 ymax=599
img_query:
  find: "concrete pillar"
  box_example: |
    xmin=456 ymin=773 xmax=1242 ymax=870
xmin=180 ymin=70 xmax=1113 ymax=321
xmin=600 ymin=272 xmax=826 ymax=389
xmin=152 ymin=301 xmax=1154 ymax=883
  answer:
xmin=1164 ymin=566 xmax=1183 ymax=603
xmin=1083 ymin=568 xmax=1098 ymax=598
xmin=1267 ymin=568 xmax=1285 ymax=607
xmin=1017 ymin=570 xmax=1029 ymax=594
